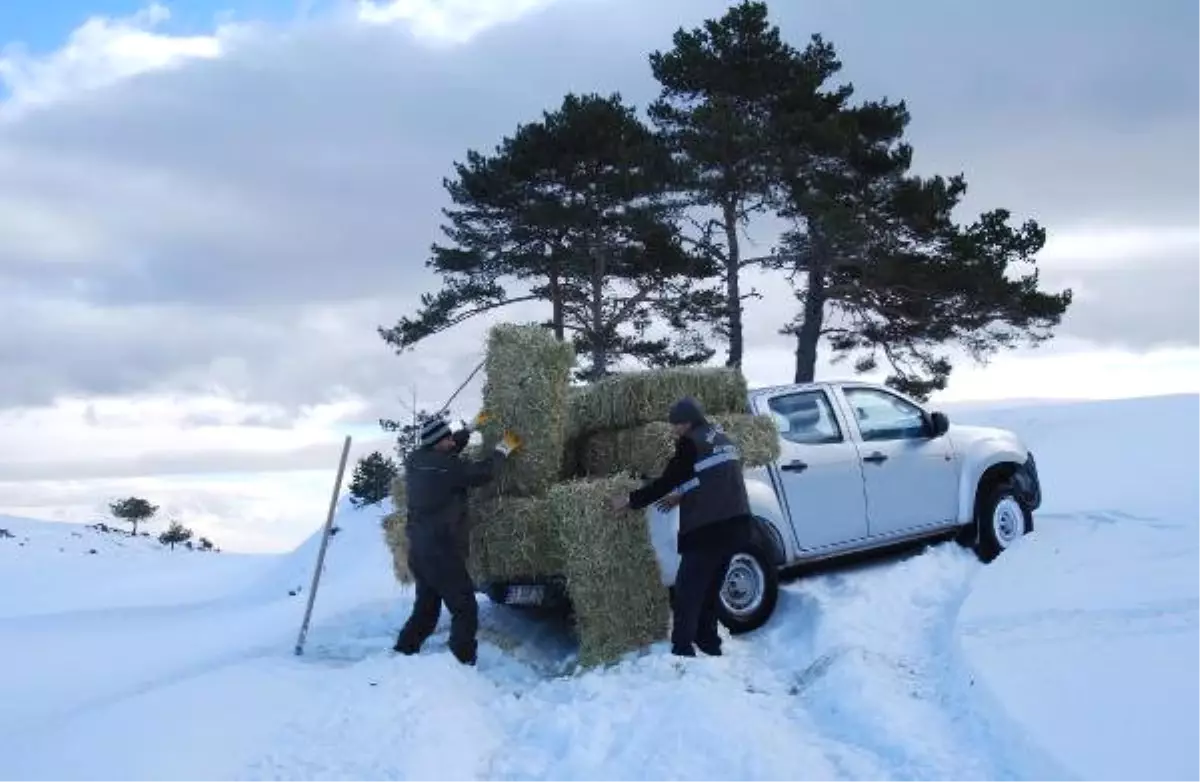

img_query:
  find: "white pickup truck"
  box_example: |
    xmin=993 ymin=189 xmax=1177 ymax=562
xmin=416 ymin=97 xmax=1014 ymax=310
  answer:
xmin=490 ymin=379 xmax=1043 ymax=635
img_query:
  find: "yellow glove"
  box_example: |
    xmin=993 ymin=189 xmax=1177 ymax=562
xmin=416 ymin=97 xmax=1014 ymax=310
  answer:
xmin=471 ymin=410 xmax=491 ymax=431
xmin=495 ymin=430 xmax=522 ymax=457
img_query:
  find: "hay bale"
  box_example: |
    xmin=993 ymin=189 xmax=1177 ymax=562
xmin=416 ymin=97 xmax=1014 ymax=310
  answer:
xmin=547 ymin=477 xmax=671 ymax=667
xmin=479 ymin=324 xmax=576 ymax=496
xmin=580 ymin=413 xmax=781 ymax=478
xmin=469 ymin=493 xmax=564 ymax=581
xmin=381 ymin=509 xmax=412 ymax=584
xmin=382 ymin=475 xmax=411 ymax=583
xmin=567 ymin=366 xmax=749 ymax=437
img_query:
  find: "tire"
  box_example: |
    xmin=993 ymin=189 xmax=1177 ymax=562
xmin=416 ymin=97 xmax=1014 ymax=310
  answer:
xmin=974 ymin=480 xmax=1033 ymax=563
xmin=717 ymin=542 xmax=780 ymax=635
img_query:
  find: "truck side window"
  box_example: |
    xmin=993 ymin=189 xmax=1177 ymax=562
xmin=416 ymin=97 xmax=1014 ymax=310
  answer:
xmin=843 ymin=387 xmax=928 ymax=441
xmin=767 ymin=391 xmax=843 ymax=445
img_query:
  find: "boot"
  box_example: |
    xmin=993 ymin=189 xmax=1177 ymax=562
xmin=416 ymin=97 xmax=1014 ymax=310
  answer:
xmin=393 ymin=633 xmax=420 ymax=656
xmin=449 ymin=638 xmax=477 ymax=666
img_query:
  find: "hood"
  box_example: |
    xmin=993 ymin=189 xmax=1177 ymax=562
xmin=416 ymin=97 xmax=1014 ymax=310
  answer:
xmin=946 ymin=423 xmax=1028 ymax=456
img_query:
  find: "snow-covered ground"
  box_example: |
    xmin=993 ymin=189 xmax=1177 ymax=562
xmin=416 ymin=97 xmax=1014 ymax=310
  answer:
xmin=0 ymin=394 xmax=1195 ymax=781
xmin=0 ymin=517 xmax=263 ymax=618
xmin=950 ymin=394 xmax=1199 ymax=781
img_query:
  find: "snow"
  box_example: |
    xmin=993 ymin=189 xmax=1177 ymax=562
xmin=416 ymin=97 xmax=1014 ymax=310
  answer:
xmin=951 ymin=394 xmax=1199 ymax=781
xmin=0 ymin=516 xmax=263 ymax=617
xmin=0 ymin=394 xmax=1196 ymax=781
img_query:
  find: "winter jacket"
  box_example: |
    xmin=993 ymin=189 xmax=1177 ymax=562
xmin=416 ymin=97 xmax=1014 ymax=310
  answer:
xmin=628 ymin=424 xmax=752 ymax=553
xmin=404 ymin=441 xmax=501 ymax=555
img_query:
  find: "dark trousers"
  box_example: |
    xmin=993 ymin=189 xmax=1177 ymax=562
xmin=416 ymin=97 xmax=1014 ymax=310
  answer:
xmin=671 ymin=543 xmax=730 ymax=653
xmin=394 ymin=536 xmax=478 ymax=664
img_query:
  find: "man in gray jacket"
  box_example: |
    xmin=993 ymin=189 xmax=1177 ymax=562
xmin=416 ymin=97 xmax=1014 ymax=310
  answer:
xmin=611 ymin=397 xmax=751 ymax=658
xmin=393 ymin=412 xmax=521 ymax=665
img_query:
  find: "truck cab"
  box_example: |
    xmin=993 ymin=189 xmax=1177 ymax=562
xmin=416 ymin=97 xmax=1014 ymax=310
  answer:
xmin=647 ymin=380 xmax=1042 ymax=634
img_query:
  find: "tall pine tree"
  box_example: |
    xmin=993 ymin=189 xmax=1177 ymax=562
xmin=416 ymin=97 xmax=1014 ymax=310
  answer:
xmin=379 ymin=93 xmax=721 ymax=379
xmin=648 ymin=1 xmax=842 ymax=369
xmin=769 ymin=55 xmax=1073 ymax=397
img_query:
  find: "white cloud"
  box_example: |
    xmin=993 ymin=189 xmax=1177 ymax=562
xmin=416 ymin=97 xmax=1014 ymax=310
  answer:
xmin=356 ymin=0 xmax=558 ymax=42
xmin=1039 ymin=225 xmax=1199 ymax=270
xmin=0 ymin=4 xmax=229 ymax=114
xmin=929 ymin=343 xmax=1200 ymax=404
xmin=0 ymin=0 xmax=561 ymax=117
xmin=0 ymin=391 xmax=399 ymax=552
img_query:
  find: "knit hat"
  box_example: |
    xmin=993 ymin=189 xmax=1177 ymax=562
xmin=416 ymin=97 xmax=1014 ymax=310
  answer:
xmin=668 ymin=396 xmax=707 ymax=426
xmin=419 ymin=414 xmax=452 ymax=448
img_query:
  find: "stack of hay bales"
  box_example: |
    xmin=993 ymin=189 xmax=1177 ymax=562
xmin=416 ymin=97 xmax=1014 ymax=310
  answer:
xmin=381 ymin=323 xmax=781 ymax=667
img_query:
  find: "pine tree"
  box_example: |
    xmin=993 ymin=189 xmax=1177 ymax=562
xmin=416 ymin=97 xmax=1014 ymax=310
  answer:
xmin=349 ymin=451 xmax=400 ymax=508
xmin=108 ymin=497 xmax=158 ymax=536
xmin=378 ymin=93 xmax=722 ymax=378
xmin=648 ymin=1 xmax=840 ymax=369
xmin=158 ymin=520 xmax=193 ymax=550
xmin=769 ymin=53 xmax=1073 ymax=397
xmin=378 ymin=391 xmax=434 ymax=463
xmin=534 ymin=93 xmax=722 ymax=378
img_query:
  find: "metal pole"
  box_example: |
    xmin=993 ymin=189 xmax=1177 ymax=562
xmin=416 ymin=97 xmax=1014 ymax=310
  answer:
xmin=294 ymin=434 xmax=353 ymax=656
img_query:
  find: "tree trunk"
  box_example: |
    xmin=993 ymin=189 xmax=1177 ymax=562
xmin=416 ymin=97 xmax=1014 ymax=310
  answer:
xmin=793 ymin=263 xmax=827 ymax=384
xmin=589 ymin=248 xmax=607 ymax=378
xmin=132 ymin=520 xmax=139 ymax=536
xmin=722 ymin=200 xmax=744 ymax=369
xmin=549 ymin=258 xmax=565 ymax=340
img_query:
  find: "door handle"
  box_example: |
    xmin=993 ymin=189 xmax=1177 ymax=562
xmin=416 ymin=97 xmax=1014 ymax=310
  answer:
xmin=781 ymin=460 xmax=809 ymax=473
xmin=862 ymin=452 xmax=888 ymax=465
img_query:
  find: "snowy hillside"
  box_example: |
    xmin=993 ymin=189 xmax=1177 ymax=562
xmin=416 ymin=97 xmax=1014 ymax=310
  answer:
xmin=0 ymin=516 xmax=262 ymax=619
xmin=0 ymin=394 xmax=1196 ymax=781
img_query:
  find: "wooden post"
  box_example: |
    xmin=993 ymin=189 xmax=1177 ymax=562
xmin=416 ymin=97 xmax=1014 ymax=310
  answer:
xmin=294 ymin=434 xmax=352 ymax=656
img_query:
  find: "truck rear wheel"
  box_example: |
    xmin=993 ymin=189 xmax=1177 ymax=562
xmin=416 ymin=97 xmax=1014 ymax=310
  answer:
xmin=718 ymin=543 xmax=779 ymax=635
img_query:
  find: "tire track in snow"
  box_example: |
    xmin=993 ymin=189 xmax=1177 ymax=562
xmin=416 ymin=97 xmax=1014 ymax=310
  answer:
xmin=756 ymin=542 xmax=1072 ymax=780
xmin=228 ymin=542 xmax=1067 ymax=780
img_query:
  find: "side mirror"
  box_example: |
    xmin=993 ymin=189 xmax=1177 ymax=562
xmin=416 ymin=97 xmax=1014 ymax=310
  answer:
xmin=928 ymin=411 xmax=950 ymax=437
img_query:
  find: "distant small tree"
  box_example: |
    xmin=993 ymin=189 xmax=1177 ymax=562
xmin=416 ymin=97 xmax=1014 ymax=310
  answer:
xmin=109 ymin=497 xmax=158 ymax=536
xmin=198 ymin=536 xmax=215 ymax=551
xmin=158 ymin=520 xmax=193 ymax=550
xmin=349 ymin=451 xmax=400 ymax=508
xmin=379 ymin=399 xmax=434 ymax=464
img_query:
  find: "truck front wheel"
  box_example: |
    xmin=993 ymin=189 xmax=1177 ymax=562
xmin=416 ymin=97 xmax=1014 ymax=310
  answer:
xmin=717 ymin=543 xmax=779 ymax=635
xmin=974 ymin=480 xmax=1033 ymax=563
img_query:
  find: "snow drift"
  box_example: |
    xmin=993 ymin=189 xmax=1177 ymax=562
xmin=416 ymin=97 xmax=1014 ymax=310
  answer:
xmin=0 ymin=393 xmax=1195 ymax=781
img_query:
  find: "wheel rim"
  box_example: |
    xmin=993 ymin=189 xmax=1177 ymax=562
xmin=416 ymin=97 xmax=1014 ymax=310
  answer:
xmin=721 ymin=553 xmax=765 ymax=618
xmin=992 ymin=496 xmax=1026 ymax=547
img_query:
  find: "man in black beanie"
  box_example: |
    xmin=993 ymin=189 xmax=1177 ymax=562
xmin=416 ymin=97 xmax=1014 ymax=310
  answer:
xmin=394 ymin=412 xmax=521 ymax=665
xmin=610 ymin=396 xmax=752 ymax=657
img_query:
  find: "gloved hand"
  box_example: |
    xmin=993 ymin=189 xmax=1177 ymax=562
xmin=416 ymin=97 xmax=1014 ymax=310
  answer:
xmin=494 ymin=430 xmax=522 ymax=457
xmin=469 ymin=410 xmax=491 ymax=432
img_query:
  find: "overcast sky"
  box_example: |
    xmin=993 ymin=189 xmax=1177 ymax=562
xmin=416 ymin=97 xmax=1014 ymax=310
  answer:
xmin=0 ymin=0 xmax=1196 ymax=551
